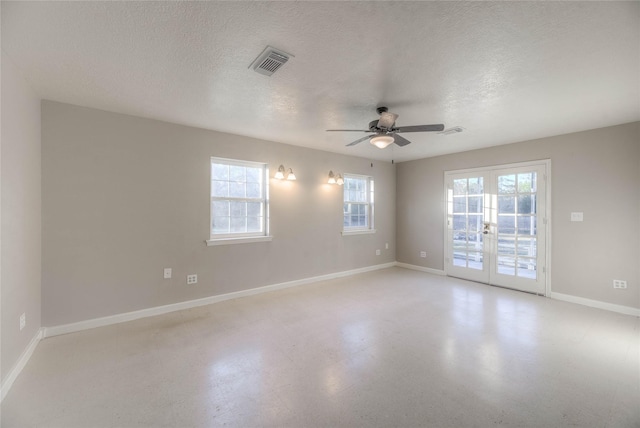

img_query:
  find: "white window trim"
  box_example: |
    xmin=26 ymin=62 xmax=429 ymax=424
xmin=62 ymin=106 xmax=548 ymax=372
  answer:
xmin=209 ymin=157 xmax=270 ymax=243
xmin=341 ymin=229 xmax=376 ymax=236
xmin=206 ymin=236 xmax=273 ymax=246
xmin=342 ymin=173 xmax=375 ymax=235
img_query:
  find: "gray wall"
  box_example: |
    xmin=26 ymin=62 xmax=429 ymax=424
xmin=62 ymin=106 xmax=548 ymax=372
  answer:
xmin=42 ymin=101 xmax=395 ymax=327
xmin=397 ymin=122 xmax=640 ymax=309
xmin=1 ymin=50 xmax=42 ymax=383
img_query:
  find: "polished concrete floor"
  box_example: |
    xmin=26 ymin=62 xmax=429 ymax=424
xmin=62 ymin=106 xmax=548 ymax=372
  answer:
xmin=2 ymin=267 xmax=639 ymax=427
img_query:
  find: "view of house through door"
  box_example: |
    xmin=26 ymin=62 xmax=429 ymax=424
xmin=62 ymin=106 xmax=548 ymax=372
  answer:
xmin=445 ymin=161 xmax=549 ymax=295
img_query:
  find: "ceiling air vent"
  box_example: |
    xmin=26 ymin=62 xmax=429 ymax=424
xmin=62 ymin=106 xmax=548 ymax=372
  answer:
xmin=249 ymin=46 xmax=293 ymax=76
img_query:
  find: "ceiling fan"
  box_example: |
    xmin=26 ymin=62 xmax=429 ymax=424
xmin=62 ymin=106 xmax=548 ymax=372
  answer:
xmin=327 ymin=107 xmax=444 ymax=149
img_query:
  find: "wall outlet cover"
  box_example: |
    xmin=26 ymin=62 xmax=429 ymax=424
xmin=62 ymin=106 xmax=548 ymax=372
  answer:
xmin=420 ymin=251 xmax=427 ymax=258
xmin=613 ymin=280 xmax=627 ymax=289
xmin=570 ymin=212 xmax=584 ymax=222
xmin=163 ymin=268 xmax=172 ymax=279
xmin=20 ymin=313 xmax=26 ymax=331
xmin=187 ymin=274 xmax=198 ymax=285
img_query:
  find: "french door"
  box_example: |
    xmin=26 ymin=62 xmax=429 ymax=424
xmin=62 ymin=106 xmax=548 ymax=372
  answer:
xmin=445 ymin=161 xmax=549 ymax=295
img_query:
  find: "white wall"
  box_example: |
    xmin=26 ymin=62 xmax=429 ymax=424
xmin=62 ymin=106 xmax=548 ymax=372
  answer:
xmin=0 ymin=50 xmax=42 ymax=383
xmin=41 ymin=101 xmax=395 ymax=327
xmin=397 ymin=122 xmax=640 ymax=310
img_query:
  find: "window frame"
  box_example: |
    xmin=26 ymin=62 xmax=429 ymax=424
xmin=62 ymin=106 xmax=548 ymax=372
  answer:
xmin=342 ymin=173 xmax=376 ymax=235
xmin=207 ymin=157 xmax=271 ymax=245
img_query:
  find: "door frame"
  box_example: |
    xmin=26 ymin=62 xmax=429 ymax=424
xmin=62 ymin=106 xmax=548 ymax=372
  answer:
xmin=443 ymin=159 xmax=552 ymax=296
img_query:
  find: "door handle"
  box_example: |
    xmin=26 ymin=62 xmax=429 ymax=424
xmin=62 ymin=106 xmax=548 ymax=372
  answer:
xmin=483 ymin=222 xmax=491 ymax=235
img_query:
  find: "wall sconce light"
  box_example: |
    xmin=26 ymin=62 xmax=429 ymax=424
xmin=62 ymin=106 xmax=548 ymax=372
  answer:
xmin=275 ymin=165 xmax=296 ymax=180
xmin=328 ymin=171 xmax=344 ymax=185
xmin=286 ymin=168 xmax=296 ymax=181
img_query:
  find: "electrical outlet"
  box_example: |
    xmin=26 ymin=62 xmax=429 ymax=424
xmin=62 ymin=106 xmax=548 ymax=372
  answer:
xmin=376 ymin=249 xmax=381 ymax=256
xmin=613 ymin=280 xmax=627 ymax=289
xmin=20 ymin=313 xmax=26 ymax=331
xmin=187 ymin=274 xmax=198 ymax=285
xmin=163 ymin=268 xmax=172 ymax=279
xmin=420 ymin=251 xmax=427 ymax=258
xmin=385 ymin=243 xmax=389 ymax=250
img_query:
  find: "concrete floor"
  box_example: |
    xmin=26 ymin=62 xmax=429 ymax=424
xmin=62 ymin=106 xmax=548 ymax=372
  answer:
xmin=2 ymin=267 xmax=639 ymax=427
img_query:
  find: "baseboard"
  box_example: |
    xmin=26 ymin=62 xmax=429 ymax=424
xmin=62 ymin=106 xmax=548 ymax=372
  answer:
xmin=396 ymin=263 xmax=638 ymax=317
xmin=44 ymin=262 xmax=397 ymax=338
xmin=549 ymin=292 xmax=640 ymax=317
xmin=395 ymin=262 xmax=446 ymax=276
xmin=1 ymin=328 xmax=43 ymax=402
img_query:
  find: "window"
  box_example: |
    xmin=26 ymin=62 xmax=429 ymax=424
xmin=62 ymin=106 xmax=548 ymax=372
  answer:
xmin=343 ymin=174 xmax=374 ymax=234
xmin=209 ymin=157 xmax=269 ymax=244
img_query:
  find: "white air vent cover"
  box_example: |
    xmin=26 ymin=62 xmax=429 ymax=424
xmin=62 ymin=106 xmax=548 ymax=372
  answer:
xmin=249 ymin=46 xmax=293 ymax=76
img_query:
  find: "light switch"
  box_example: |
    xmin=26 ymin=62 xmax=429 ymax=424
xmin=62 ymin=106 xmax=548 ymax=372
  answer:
xmin=570 ymin=212 xmax=584 ymax=222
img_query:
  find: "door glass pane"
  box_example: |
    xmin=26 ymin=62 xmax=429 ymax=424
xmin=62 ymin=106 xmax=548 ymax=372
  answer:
xmin=517 ymin=238 xmax=537 ymax=257
xmin=453 ymin=215 xmax=466 ymax=231
xmin=453 ymin=233 xmax=467 ymax=250
xmin=468 ymin=214 xmax=483 ymax=233
xmin=498 ymin=215 xmax=516 ymax=234
xmin=467 ymin=252 xmax=483 ymax=270
xmin=453 ymin=179 xmax=467 ymax=195
xmin=468 ymin=196 xmax=483 ymax=213
xmin=453 ymin=197 xmax=466 ymax=213
xmin=498 ymin=237 xmax=516 ymax=255
xmin=498 ymin=196 xmax=515 ymax=213
xmin=517 ymin=216 xmax=536 ymax=236
xmin=468 ymin=233 xmax=483 ymax=251
xmin=497 ymin=256 xmax=516 ymax=275
xmin=518 ymin=195 xmax=535 ymax=214
xmin=468 ymin=177 xmax=483 ymax=194
xmin=498 ymin=174 xmax=516 ymax=194
xmin=517 ymin=258 xmax=537 ymax=279
xmin=518 ymin=172 xmax=537 ymax=193
xmin=453 ymin=251 xmax=467 ymax=267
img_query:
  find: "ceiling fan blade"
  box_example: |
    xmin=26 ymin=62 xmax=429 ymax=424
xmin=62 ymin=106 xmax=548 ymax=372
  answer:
xmin=393 ymin=134 xmax=412 ymax=147
xmin=346 ymin=135 xmax=374 ymax=147
xmin=377 ymin=112 xmax=398 ymax=129
xmin=326 ymin=129 xmax=370 ymax=132
xmin=395 ymin=124 xmax=445 ymax=133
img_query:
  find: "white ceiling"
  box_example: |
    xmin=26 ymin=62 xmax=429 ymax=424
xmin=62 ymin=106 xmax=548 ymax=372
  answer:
xmin=2 ymin=1 xmax=639 ymax=162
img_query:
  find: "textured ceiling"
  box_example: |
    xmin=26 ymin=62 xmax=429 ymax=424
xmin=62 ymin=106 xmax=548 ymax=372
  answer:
xmin=2 ymin=1 xmax=639 ymax=162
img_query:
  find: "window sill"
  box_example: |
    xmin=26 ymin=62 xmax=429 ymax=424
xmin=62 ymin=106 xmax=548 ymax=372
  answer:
xmin=342 ymin=229 xmax=376 ymax=236
xmin=206 ymin=236 xmax=273 ymax=246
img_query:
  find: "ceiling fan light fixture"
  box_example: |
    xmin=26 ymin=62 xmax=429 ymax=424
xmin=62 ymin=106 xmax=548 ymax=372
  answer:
xmin=370 ymin=135 xmax=394 ymax=149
